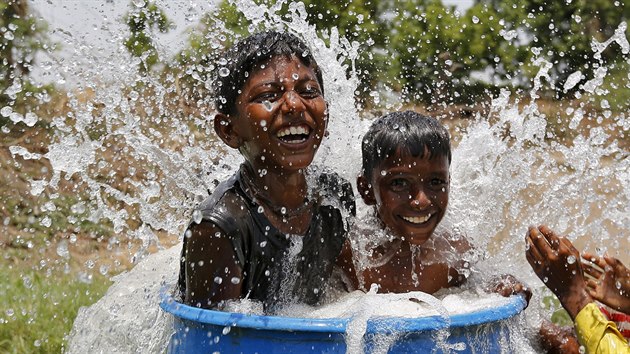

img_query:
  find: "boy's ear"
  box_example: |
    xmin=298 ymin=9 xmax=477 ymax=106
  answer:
xmin=214 ymin=113 xmax=242 ymax=149
xmin=357 ymin=175 xmax=376 ymax=205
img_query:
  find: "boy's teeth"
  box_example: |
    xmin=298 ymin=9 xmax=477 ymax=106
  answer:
xmin=402 ymin=214 xmax=431 ymax=224
xmin=277 ymin=125 xmax=309 ymax=138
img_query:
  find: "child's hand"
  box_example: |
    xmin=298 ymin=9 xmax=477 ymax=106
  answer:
xmin=538 ymin=320 xmax=580 ymax=354
xmin=485 ymin=274 xmax=532 ymax=306
xmin=525 ymin=225 xmax=592 ymax=319
xmin=582 ymin=252 xmax=630 ymax=314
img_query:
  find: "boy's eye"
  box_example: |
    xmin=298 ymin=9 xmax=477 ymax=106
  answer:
xmin=389 ymin=178 xmax=409 ymax=191
xmin=299 ymin=84 xmax=321 ymax=98
xmin=429 ymin=178 xmax=448 ymax=189
xmin=253 ymin=92 xmax=279 ymax=103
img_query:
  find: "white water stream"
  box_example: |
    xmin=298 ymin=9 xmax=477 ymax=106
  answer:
xmin=2 ymin=0 xmax=628 ymax=353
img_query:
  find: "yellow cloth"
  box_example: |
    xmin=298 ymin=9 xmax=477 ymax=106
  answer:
xmin=574 ymin=302 xmax=630 ymax=354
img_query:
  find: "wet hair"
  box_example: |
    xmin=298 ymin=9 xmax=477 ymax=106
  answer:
xmin=214 ymin=31 xmax=324 ymax=116
xmin=361 ymin=110 xmax=451 ymax=178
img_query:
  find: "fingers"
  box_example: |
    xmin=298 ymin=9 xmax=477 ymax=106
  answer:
xmin=527 ymin=225 xmax=551 ymax=257
xmin=531 ymin=225 xmax=560 ymax=255
xmin=582 ymin=252 xmax=608 ymax=270
xmin=560 ymin=237 xmax=578 ymax=255
xmin=525 ymin=227 xmax=544 ymax=269
xmin=604 ymin=255 xmax=628 ymax=275
xmin=585 ymin=279 xmax=603 ymax=301
xmin=582 ymin=261 xmax=603 ymax=280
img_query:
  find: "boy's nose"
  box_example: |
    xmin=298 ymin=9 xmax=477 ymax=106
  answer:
xmin=281 ymin=90 xmax=306 ymax=115
xmin=410 ymin=189 xmax=431 ymax=209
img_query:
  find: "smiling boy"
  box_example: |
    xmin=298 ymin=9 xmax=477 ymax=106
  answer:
xmin=178 ymin=31 xmax=354 ymax=313
xmin=339 ymin=111 xmax=529 ymax=299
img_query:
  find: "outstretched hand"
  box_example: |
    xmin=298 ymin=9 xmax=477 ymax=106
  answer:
xmin=485 ymin=274 xmax=532 ymax=306
xmin=582 ymin=252 xmax=630 ymax=314
xmin=525 ymin=225 xmax=592 ymax=319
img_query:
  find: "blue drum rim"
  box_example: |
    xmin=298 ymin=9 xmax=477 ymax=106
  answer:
xmin=160 ymin=291 xmax=526 ymax=334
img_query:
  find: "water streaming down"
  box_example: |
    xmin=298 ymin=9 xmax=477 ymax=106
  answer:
xmin=3 ymin=0 xmax=629 ymax=353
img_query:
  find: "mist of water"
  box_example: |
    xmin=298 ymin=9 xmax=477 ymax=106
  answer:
xmin=2 ymin=0 xmax=629 ymax=353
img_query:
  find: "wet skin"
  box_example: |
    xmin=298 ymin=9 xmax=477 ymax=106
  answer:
xmin=525 ymin=225 xmax=592 ymax=319
xmin=582 ymin=252 xmax=630 ymax=314
xmin=216 ymin=54 xmax=327 ymax=175
xmin=344 ymin=148 xmax=469 ymax=294
xmin=184 ymin=55 xmax=327 ymax=307
xmin=359 ymin=148 xmax=449 ymax=246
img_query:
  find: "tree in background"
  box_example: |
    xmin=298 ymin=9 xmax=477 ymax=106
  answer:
xmin=124 ymin=1 xmax=171 ymax=73
xmin=477 ymin=0 xmax=630 ymax=98
xmin=0 ymin=0 xmax=49 ymax=107
xmin=176 ymin=0 xmax=630 ymax=106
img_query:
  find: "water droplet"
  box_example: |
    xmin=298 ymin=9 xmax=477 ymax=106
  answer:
xmin=22 ymin=276 xmax=33 ymax=289
xmin=6 ymin=309 xmax=14 ymax=317
xmin=33 ymin=340 xmax=41 ymax=347
xmin=4 ymin=32 xmax=14 ymax=40
xmin=616 ymin=280 xmax=622 ymax=290
xmin=230 ymin=277 xmax=240 ymax=284
xmin=57 ymin=240 xmax=70 ymax=258
xmin=543 ymin=276 xmax=548 ymax=283
xmin=218 ymin=67 xmax=230 ymax=77
xmin=23 ymin=112 xmax=37 ymax=127
xmin=71 ymin=202 xmax=86 ymax=216
xmin=472 ymin=16 xmax=480 ymax=24
xmin=129 ymin=91 xmax=139 ymax=101
xmin=214 ymin=276 xmax=223 ymax=284
xmin=264 ymin=270 xmax=270 ymax=276
xmin=1 ymin=106 xmax=12 ymax=117
xmin=566 ymin=255 xmax=576 ymax=264
xmin=259 ymin=120 xmax=267 ymax=127
xmin=259 ymin=241 xmax=267 ymax=247
xmin=132 ymin=0 xmax=146 ymax=7
xmin=222 ymin=326 xmax=231 ymax=335
xmin=292 ymin=73 xmax=299 ymax=80
xmin=40 ymin=216 xmax=52 ymax=228
xmin=257 ymin=206 xmax=264 ymax=213
xmin=263 ymin=100 xmax=272 ymax=112
xmin=192 ymin=210 xmax=203 ymax=224
xmin=86 ymin=259 xmax=95 ymax=269
xmin=280 ymin=207 xmax=287 ymax=214
xmin=380 ymin=170 xmax=387 ymax=176
xmin=99 ymin=265 xmax=110 ymax=275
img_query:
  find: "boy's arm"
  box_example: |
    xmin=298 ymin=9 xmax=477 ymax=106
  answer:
xmin=453 ymin=235 xmax=531 ymax=303
xmin=335 ymin=239 xmax=359 ymax=290
xmin=183 ymin=221 xmax=242 ymax=308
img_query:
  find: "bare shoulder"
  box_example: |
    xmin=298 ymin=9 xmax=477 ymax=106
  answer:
xmin=185 ymin=221 xmax=233 ymax=252
xmin=432 ymin=229 xmax=473 ymax=255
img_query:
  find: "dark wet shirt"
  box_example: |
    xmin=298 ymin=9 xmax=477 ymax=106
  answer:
xmin=178 ymin=165 xmax=355 ymax=312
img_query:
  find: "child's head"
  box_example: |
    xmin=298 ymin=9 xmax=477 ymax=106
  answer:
xmin=358 ymin=111 xmax=451 ymax=245
xmin=213 ymin=31 xmax=327 ymax=172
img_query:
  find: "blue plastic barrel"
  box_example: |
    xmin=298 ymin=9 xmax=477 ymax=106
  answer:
xmin=160 ymin=293 xmax=526 ymax=353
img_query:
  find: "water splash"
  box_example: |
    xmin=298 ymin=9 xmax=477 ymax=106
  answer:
xmin=2 ymin=1 xmax=628 ymax=353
